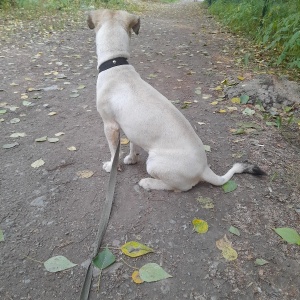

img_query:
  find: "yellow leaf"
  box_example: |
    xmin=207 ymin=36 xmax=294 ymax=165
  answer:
xmin=231 ymin=97 xmax=241 ymax=104
xmin=214 ymin=86 xmax=223 ymax=91
xmin=226 ymin=107 xmax=238 ymax=112
xmin=219 ymin=109 xmax=227 ymax=113
xmin=121 ymin=138 xmax=130 ymax=145
xmin=48 ymin=112 xmax=57 ymax=116
xmin=132 ymin=270 xmax=144 ymax=284
xmin=210 ymin=101 xmax=218 ymax=105
xmin=67 ymin=146 xmax=77 ymax=151
xmin=237 ymin=76 xmax=245 ymax=81
xmin=31 ymin=159 xmax=45 ymax=168
xmin=216 ymin=235 xmax=238 ymax=261
xmin=21 ymin=94 xmax=28 ymax=99
xmin=192 ymin=219 xmax=208 ymax=234
xmin=120 ymin=241 xmax=154 ymax=258
xmin=76 ymin=170 xmax=94 ymax=178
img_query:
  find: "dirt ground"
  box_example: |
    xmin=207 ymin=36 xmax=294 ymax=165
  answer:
xmin=1 ymin=1 xmax=299 ymax=299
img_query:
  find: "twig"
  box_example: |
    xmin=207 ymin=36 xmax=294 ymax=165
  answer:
xmin=96 ymin=269 xmax=102 ymax=293
xmin=120 ymin=258 xmax=138 ymax=270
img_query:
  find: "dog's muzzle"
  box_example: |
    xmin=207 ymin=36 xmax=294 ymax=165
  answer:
xmin=99 ymin=57 xmax=129 ymax=73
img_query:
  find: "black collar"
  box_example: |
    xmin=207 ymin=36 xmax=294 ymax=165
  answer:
xmin=98 ymin=57 xmax=129 ymax=73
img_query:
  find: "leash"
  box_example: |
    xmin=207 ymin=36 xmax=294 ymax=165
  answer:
xmin=80 ymin=137 xmax=120 ymax=300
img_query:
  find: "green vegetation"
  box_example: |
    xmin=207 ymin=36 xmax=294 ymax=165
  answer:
xmin=205 ymin=0 xmax=300 ymax=69
xmin=0 ymin=0 xmax=139 ymax=32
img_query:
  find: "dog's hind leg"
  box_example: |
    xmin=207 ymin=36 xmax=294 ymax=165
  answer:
xmin=139 ymin=178 xmax=173 ymax=190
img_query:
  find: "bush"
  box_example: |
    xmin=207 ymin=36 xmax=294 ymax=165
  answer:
xmin=206 ymin=0 xmax=300 ymax=68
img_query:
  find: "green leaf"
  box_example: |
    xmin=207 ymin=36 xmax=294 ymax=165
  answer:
xmin=93 ymin=247 xmax=115 ymax=269
xmin=222 ymin=180 xmax=237 ymax=193
xmin=242 ymin=107 xmax=255 ymax=116
xmin=0 ymin=109 xmax=7 ymax=114
xmin=0 ymin=229 xmax=4 ymax=242
xmin=254 ymin=258 xmax=269 ymax=266
xmin=3 ymin=142 xmax=19 ymax=149
xmin=47 ymin=137 xmax=59 ymax=143
xmin=44 ymin=256 xmax=77 ymax=273
xmin=35 ymin=136 xmax=47 ymax=142
xmin=240 ymin=94 xmax=249 ymax=104
xmin=120 ymin=241 xmax=154 ymax=258
xmin=273 ymin=227 xmax=300 ymax=245
xmin=229 ymin=226 xmax=240 ymax=236
xmin=139 ymin=263 xmax=172 ymax=282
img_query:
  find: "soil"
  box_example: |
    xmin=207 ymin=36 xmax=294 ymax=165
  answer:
xmin=1 ymin=1 xmax=300 ymax=300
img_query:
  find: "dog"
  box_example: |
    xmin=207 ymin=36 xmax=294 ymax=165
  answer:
xmin=87 ymin=9 xmax=265 ymax=191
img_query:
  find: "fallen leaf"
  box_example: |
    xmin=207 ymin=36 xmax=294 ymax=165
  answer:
xmin=44 ymin=256 xmax=77 ymax=273
xmin=242 ymin=107 xmax=255 ymax=116
xmin=227 ymin=107 xmax=238 ymax=112
xmin=31 ymin=159 xmax=45 ymax=168
xmin=204 ymin=145 xmax=211 ymax=152
xmin=121 ymin=241 xmax=154 ymax=258
xmin=70 ymin=93 xmax=79 ymax=98
xmin=231 ymin=97 xmax=241 ymax=104
xmin=192 ymin=218 xmax=208 ymax=234
xmin=10 ymin=118 xmax=20 ymax=124
xmin=48 ymin=112 xmax=57 ymax=116
xmin=222 ymin=180 xmax=237 ymax=193
xmin=229 ymin=226 xmax=241 ymax=236
xmin=55 ymin=132 xmax=65 ymax=136
xmin=77 ymin=170 xmax=94 ymax=178
xmin=216 ymin=235 xmax=238 ymax=261
xmin=196 ymin=196 xmax=214 ymax=209
xmin=132 ymin=270 xmax=144 ymax=284
xmin=240 ymin=94 xmax=250 ymax=104
xmin=210 ymin=101 xmax=218 ymax=105
xmin=273 ymin=227 xmax=300 ymax=245
xmin=202 ymin=94 xmax=212 ymax=99
xmin=218 ymin=109 xmax=227 ymax=113
xmin=237 ymin=76 xmax=245 ymax=81
xmin=139 ymin=263 xmax=172 ymax=282
xmin=3 ymin=142 xmax=19 ymax=149
xmin=10 ymin=132 xmax=26 ymax=138
xmin=0 ymin=229 xmax=4 ymax=242
xmin=0 ymin=109 xmax=7 ymax=114
xmin=47 ymin=137 xmax=59 ymax=143
xmin=254 ymin=258 xmax=269 ymax=266
xmin=121 ymin=138 xmax=130 ymax=145
xmin=93 ymin=247 xmax=115 ymax=270
xmin=22 ymin=100 xmax=32 ymax=106
xmin=35 ymin=136 xmax=47 ymax=142
xmin=67 ymin=146 xmax=77 ymax=151
xmin=197 ymin=122 xmax=206 ymax=125
xmin=77 ymin=84 xmax=86 ymax=89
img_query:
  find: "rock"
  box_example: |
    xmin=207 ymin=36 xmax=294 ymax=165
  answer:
xmin=225 ymin=75 xmax=300 ymax=111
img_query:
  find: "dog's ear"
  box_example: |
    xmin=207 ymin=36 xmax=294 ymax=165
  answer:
xmin=87 ymin=11 xmax=96 ymax=29
xmin=127 ymin=14 xmax=140 ymax=35
xmin=87 ymin=10 xmax=105 ymax=30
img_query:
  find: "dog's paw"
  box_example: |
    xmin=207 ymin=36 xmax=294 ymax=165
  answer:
xmin=138 ymin=178 xmax=152 ymax=190
xmin=124 ymin=154 xmax=138 ymax=165
xmin=103 ymin=161 xmax=112 ymax=173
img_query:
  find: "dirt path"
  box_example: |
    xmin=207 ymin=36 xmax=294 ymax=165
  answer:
xmin=1 ymin=1 xmax=299 ymax=299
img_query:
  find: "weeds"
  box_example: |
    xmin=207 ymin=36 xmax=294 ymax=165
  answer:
xmin=205 ymin=0 xmax=300 ymax=69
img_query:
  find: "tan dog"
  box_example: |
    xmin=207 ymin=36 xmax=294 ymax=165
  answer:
xmin=88 ymin=9 xmax=265 ymax=191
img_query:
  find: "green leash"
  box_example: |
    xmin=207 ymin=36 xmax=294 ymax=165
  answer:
xmin=80 ymin=138 xmax=120 ymax=300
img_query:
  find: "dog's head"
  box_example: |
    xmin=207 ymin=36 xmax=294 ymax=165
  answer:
xmin=87 ymin=9 xmax=140 ymax=36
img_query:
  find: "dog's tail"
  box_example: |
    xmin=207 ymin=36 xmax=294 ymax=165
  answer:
xmin=201 ymin=161 xmax=266 ymax=186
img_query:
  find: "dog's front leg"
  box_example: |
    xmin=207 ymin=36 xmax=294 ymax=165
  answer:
xmin=124 ymin=142 xmax=139 ymax=165
xmin=103 ymin=122 xmax=120 ymax=172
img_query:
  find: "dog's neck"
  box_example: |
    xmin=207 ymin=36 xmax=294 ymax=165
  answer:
xmin=96 ymin=23 xmax=131 ymax=69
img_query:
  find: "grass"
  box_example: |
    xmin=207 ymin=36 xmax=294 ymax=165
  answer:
xmin=0 ymin=0 xmax=141 ymax=33
xmin=205 ymin=0 xmax=300 ymax=70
